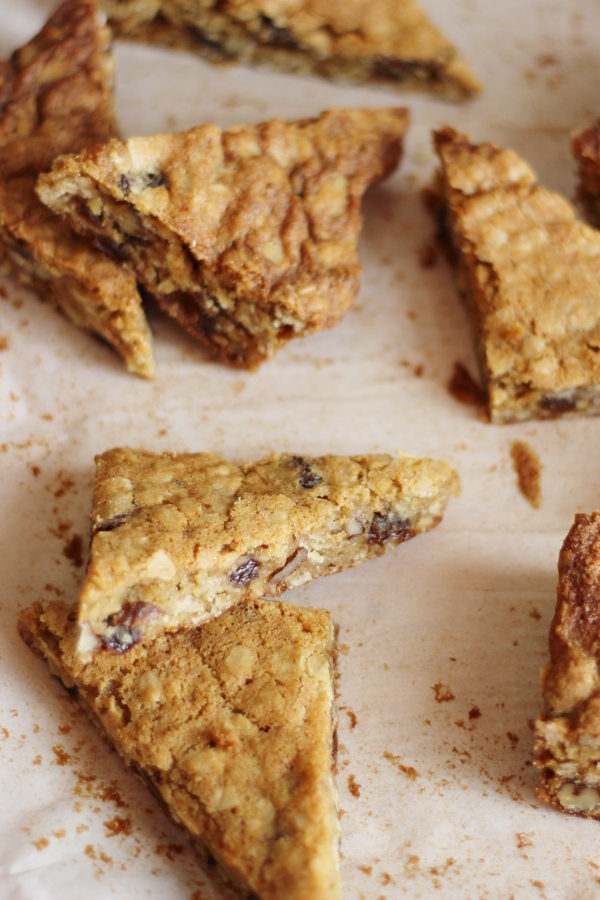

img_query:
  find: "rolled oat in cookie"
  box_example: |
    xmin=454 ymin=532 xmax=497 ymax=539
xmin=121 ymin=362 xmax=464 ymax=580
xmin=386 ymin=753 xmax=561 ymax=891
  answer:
xmin=37 ymin=107 xmax=408 ymax=368
xmin=535 ymin=513 xmax=600 ymax=819
xmin=77 ymin=447 xmax=459 ymax=649
xmin=102 ymin=0 xmax=479 ymax=100
xmin=19 ymin=597 xmax=341 ymax=899
xmin=432 ymin=127 xmax=600 ymax=424
xmin=0 ymin=0 xmax=154 ymax=377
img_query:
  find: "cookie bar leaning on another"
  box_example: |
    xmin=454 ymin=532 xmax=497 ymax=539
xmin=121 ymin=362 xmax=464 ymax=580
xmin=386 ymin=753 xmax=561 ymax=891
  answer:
xmin=573 ymin=120 xmax=600 ymax=227
xmin=102 ymin=0 xmax=479 ymax=101
xmin=76 ymin=448 xmax=460 ymax=651
xmin=19 ymin=597 xmax=341 ymax=899
xmin=0 ymin=0 xmax=154 ymax=377
xmin=431 ymin=127 xmax=600 ymax=424
xmin=37 ymin=107 xmax=408 ymax=368
xmin=535 ymin=513 xmax=600 ymax=818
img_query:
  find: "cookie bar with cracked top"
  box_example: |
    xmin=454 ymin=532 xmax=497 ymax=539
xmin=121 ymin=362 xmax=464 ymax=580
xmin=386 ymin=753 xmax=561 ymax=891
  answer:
xmin=19 ymin=597 xmax=340 ymax=899
xmin=103 ymin=0 xmax=479 ymax=100
xmin=573 ymin=120 xmax=600 ymax=227
xmin=0 ymin=0 xmax=153 ymax=377
xmin=76 ymin=448 xmax=459 ymax=651
xmin=432 ymin=127 xmax=600 ymax=423
xmin=37 ymin=107 xmax=407 ymax=368
xmin=535 ymin=513 xmax=600 ymax=818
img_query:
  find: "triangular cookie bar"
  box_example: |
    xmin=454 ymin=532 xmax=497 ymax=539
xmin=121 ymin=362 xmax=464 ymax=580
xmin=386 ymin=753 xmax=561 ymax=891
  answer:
xmin=19 ymin=597 xmax=341 ymax=898
xmin=104 ymin=0 xmax=479 ymax=100
xmin=76 ymin=448 xmax=459 ymax=649
xmin=535 ymin=513 xmax=600 ymax=818
xmin=432 ymin=127 xmax=600 ymax=423
xmin=37 ymin=107 xmax=408 ymax=367
xmin=573 ymin=120 xmax=600 ymax=227
xmin=0 ymin=0 xmax=153 ymax=377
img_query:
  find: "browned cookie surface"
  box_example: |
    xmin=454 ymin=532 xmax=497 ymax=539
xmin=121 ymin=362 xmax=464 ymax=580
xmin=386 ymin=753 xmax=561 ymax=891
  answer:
xmin=103 ymin=0 xmax=479 ymax=100
xmin=0 ymin=0 xmax=153 ymax=377
xmin=433 ymin=127 xmax=600 ymax=424
xmin=38 ymin=107 xmax=407 ymax=367
xmin=535 ymin=513 xmax=600 ymax=817
xmin=19 ymin=597 xmax=340 ymax=898
xmin=75 ymin=447 xmax=459 ymax=648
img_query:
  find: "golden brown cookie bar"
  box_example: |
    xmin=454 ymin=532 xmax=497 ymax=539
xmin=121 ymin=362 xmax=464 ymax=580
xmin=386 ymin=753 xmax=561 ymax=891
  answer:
xmin=76 ymin=448 xmax=459 ymax=650
xmin=19 ymin=597 xmax=341 ymax=899
xmin=37 ymin=107 xmax=408 ymax=368
xmin=432 ymin=127 xmax=600 ymax=424
xmin=0 ymin=0 xmax=153 ymax=377
xmin=573 ymin=120 xmax=600 ymax=227
xmin=534 ymin=513 xmax=600 ymax=818
xmin=103 ymin=0 xmax=479 ymax=100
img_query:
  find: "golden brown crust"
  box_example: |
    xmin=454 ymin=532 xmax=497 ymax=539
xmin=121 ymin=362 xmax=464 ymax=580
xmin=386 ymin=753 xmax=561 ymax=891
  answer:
xmin=0 ymin=0 xmax=154 ymax=377
xmin=38 ymin=108 xmax=408 ymax=367
xmin=534 ymin=513 xmax=600 ymax=818
xmin=433 ymin=126 xmax=600 ymax=424
xmin=103 ymin=0 xmax=480 ymax=100
xmin=77 ymin=447 xmax=459 ymax=648
xmin=18 ymin=597 xmax=341 ymax=898
xmin=573 ymin=120 xmax=600 ymax=227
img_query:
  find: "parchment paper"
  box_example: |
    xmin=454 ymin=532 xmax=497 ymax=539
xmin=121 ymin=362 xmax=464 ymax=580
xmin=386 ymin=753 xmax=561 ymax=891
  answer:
xmin=1 ymin=1 xmax=600 ymax=897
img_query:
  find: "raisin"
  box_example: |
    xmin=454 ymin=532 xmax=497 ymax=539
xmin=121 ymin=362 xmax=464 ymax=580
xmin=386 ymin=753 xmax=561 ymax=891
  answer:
xmin=103 ymin=626 xmax=140 ymax=653
xmin=118 ymin=173 xmax=131 ymax=194
xmin=292 ymin=456 xmax=323 ymax=489
xmin=229 ymin=557 xmax=260 ymax=586
xmin=145 ymin=172 xmax=168 ymax=189
xmin=540 ymin=395 xmax=576 ymax=415
xmin=375 ymin=57 xmax=442 ymax=83
xmin=92 ymin=512 xmax=128 ymax=536
xmin=102 ymin=601 xmax=159 ymax=653
xmin=258 ymin=14 xmax=298 ymax=49
xmin=367 ymin=512 xmax=412 ymax=545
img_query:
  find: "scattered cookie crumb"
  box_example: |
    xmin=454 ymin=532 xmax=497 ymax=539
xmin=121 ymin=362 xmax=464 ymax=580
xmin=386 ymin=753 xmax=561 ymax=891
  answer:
xmin=507 ymin=731 xmax=520 ymax=749
xmin=383 ymin=751 xmax=418 ymax=780
xmin=468 ymin=706 xmax=481 ymax=720
xmin=347 ymin=774 xmax=361 ymax=798
xmin=516 ymin=832 xmax=534 ymax=849
xmin=0 ymin=335 xmax=8 ymax=351
xmin=103 ymin=815 xmax=132 ymax=837
xmin=52 ymin=744 xmax=71 ymax=766
xmin=432 ymin=682 xmax=455 ymax=703
xmin=447 ymin=362 xmax=484 ymax=408
xmin=32 ymin=837 xmax=49 ymax=851
xmin=346 ymin=710 xmax=357 ymax=730
xmin=63 ymin=534 xmax=84 ymax=568
xmin=510 ymin=441 xmax=542 ymax=508
xmin=358 ymin=864 xmax=372 ymax=876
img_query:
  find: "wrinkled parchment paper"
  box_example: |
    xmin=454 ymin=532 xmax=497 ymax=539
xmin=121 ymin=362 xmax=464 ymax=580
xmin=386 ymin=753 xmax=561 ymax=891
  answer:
xmin=1 ymin=1 xmax=600 ymax=897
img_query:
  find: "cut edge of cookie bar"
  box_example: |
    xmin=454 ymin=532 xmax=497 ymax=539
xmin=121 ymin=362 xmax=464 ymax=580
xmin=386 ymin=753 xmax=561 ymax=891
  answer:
xmin=0 ymin=0 xmax=154 ymax=378
xmin=432 ymin=126 xmax=600 ymax=424
xmin=37 ymin=107 xmax=408 ymax=368
xmin=18 ymin=597 xmax=341 ymax=899
xmin=76 ymin=448 xmax=459 ymax=652
xmin=534 ymin=512 xmax=600 ymax=818
xmin=103 ymin=0 xmax=479 ymax=101
xmin=573 ymin=120 xmax=600 ymax=228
